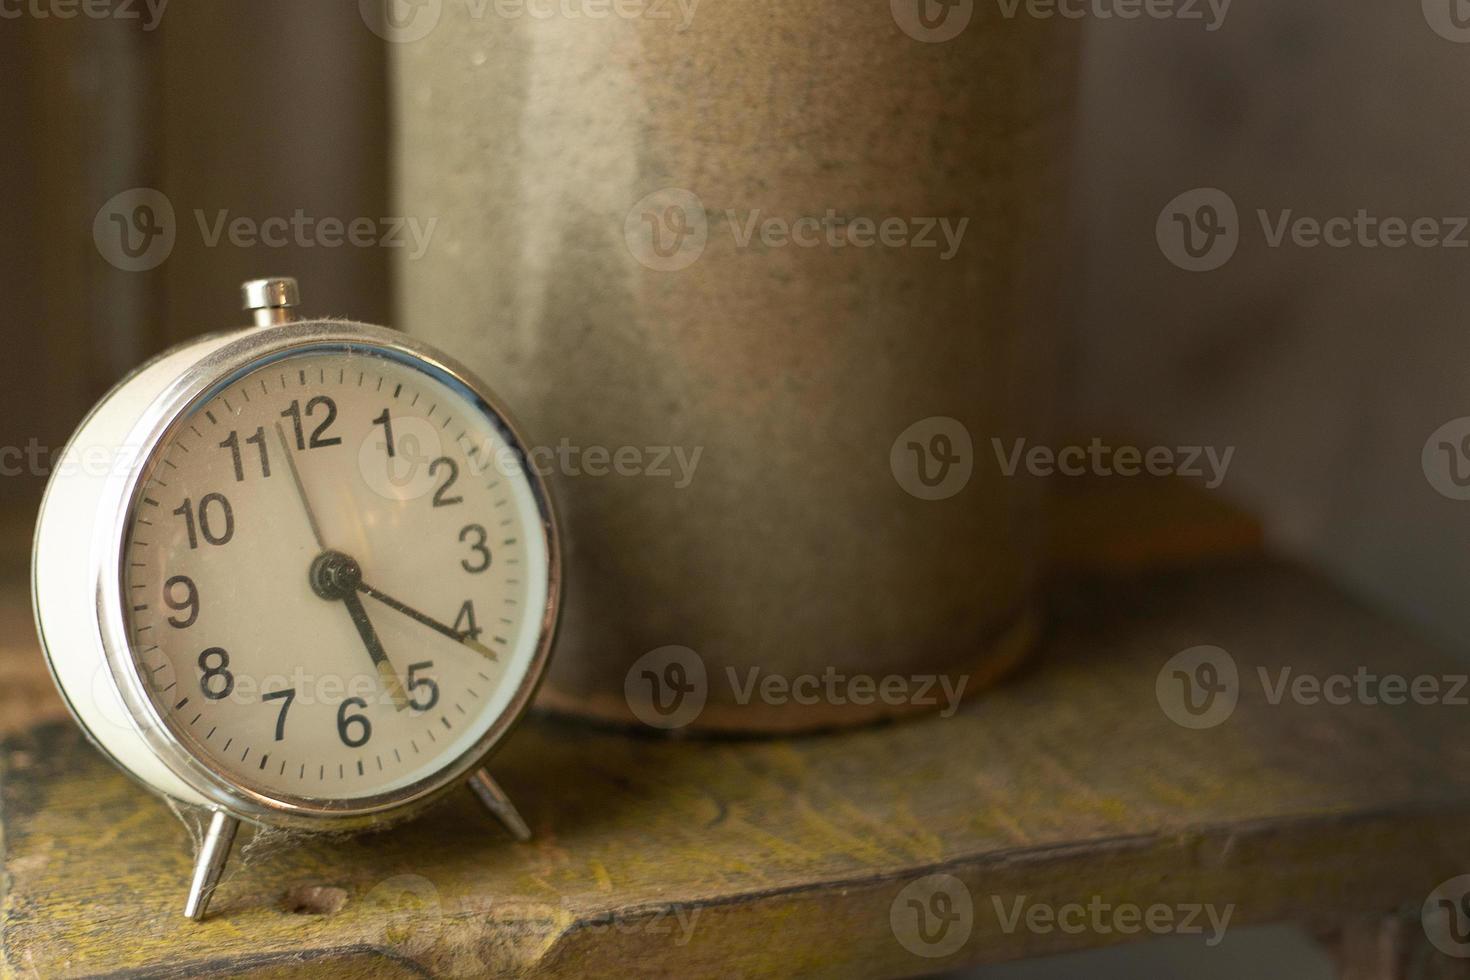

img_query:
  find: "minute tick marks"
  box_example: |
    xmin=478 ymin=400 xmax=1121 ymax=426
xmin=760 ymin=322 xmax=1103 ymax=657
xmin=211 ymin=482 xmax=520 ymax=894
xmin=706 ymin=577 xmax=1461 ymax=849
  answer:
xmin=122 ymin=348 xmax=550 ymax=801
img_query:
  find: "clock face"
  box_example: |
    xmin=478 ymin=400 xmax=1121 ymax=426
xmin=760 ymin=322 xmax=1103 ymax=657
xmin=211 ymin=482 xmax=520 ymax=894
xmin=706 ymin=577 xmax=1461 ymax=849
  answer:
xmin=119 ymin=344 xmax=553 ymax=805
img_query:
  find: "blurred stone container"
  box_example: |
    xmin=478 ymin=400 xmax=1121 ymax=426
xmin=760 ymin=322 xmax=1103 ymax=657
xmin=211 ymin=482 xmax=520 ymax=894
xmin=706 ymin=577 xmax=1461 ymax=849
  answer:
xmin=391 ymin=0 xmax=1079 ymax=732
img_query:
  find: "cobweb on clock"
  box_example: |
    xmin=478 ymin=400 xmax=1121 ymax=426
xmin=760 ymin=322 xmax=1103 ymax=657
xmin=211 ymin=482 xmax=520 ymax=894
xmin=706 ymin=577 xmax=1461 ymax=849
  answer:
xmin=162 ymin=795 xmax=349 ymax=883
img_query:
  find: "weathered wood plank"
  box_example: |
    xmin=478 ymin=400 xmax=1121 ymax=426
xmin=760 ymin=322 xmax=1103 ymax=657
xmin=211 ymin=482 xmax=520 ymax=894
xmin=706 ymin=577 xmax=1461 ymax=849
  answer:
xmin=6 ymin=561 xmax=1470 ymax=977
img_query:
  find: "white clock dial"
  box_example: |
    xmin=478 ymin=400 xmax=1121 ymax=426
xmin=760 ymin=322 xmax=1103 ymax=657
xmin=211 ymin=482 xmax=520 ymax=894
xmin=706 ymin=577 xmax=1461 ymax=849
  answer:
xmin=120 ymin=345 xmax=551 ymax=803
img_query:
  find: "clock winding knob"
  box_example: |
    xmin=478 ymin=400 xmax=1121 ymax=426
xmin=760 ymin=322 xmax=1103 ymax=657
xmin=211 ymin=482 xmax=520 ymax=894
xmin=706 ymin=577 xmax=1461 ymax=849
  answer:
xmin=241 ymin=277 xmax=300 ymax=327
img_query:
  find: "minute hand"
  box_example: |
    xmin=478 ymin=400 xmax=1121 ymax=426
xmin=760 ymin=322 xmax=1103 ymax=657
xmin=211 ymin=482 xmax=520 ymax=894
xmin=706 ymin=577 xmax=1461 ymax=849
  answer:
xmin=357 ymin=582 xmax=498 ymax=661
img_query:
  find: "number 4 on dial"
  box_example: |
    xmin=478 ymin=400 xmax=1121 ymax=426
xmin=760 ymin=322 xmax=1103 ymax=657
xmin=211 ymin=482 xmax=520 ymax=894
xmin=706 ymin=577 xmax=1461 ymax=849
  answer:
xmin=455 ymin=600 xmax=482 ymax=640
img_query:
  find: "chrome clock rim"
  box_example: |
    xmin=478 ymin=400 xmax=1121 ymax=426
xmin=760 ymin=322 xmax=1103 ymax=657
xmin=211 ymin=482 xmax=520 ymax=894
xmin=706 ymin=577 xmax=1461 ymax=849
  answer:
xmin=92 ymin=320 xmax=562 ymax=831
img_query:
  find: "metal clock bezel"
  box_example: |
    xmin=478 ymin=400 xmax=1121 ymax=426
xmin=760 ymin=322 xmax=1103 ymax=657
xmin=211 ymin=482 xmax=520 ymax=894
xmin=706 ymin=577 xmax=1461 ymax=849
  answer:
xmin=93 ymin=319 xmax=562 ymax=832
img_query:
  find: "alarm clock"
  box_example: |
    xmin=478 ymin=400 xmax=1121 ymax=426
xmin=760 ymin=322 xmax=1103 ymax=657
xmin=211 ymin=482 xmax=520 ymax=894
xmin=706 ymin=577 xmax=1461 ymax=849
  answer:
xmin=32 ymin=278 xmax=561 ymax=920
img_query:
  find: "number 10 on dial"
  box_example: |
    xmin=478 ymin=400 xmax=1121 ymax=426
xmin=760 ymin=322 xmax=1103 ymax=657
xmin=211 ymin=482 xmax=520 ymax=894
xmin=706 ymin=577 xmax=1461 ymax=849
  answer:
xmin=32 ymin=279 xmax=561 ymax=920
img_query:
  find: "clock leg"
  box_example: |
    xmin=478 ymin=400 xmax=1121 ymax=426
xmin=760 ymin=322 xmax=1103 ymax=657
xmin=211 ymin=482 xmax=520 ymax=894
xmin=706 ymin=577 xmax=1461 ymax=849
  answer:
xmin=468 ymin=769 xmax=532 ymax=842
xmin=184 ymin=809 xmax=240 ymax=921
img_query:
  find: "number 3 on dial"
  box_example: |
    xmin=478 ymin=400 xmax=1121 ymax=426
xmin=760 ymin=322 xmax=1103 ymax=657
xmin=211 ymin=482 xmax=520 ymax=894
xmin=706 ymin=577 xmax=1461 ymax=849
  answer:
xmin=460 ymin=524 xmax=491 ymax=573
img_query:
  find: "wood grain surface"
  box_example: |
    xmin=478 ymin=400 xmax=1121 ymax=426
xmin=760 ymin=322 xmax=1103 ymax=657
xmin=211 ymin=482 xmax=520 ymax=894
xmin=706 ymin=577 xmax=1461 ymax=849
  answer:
xmin=6 ymin=560 xmax=1470 ymax=977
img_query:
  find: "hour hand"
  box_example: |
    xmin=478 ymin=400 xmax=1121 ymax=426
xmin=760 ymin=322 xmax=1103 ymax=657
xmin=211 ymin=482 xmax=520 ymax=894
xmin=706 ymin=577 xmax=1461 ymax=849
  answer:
xmin=343 ymin=587 xmax=411 ymax=711
xmin=310 ymin=551 xmax=410 ymax=709
xmin=357 ymin=581 xmax=498 ymax=661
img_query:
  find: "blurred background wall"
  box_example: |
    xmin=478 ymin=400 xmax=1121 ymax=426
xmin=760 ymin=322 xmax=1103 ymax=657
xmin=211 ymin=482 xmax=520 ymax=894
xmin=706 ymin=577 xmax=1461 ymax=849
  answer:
xmin=7 ymin=0 xmax=1465 ymax=650
xmin=0 ymin=3 xmax=389 ymax=549
xmin=1075 ymin=0 xmax=1470 ymax=655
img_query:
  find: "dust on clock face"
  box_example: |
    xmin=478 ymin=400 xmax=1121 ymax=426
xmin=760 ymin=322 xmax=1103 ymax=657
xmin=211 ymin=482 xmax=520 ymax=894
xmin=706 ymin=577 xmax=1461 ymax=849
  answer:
xmin=120 ymin=346 xmax=551 ymax=803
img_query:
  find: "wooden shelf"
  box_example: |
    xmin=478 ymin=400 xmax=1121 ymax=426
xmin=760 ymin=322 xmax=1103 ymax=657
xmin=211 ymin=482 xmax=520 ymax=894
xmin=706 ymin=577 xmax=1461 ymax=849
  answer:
xmin=5 ymin=560 xmax=1470 ymax=976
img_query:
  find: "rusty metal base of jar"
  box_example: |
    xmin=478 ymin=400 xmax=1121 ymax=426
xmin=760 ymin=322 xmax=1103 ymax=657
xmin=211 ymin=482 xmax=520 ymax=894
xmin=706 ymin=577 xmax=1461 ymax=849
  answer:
xmin=532 ymin=604 xmax=1041 ymax=738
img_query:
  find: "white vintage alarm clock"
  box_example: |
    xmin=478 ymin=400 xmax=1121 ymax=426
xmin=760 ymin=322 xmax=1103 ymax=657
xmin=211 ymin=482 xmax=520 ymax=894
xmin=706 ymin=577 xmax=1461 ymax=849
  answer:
xmin=32 ymin=278 xmax=561 ymax=920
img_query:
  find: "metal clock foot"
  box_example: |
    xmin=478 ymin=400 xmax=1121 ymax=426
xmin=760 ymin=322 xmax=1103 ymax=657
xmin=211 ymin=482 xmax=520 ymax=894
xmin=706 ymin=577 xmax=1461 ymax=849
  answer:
xmin=184 ymin=810 xmax=240 ymax=921
xmin=468 ymin=769 xmax=532 ymax=842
